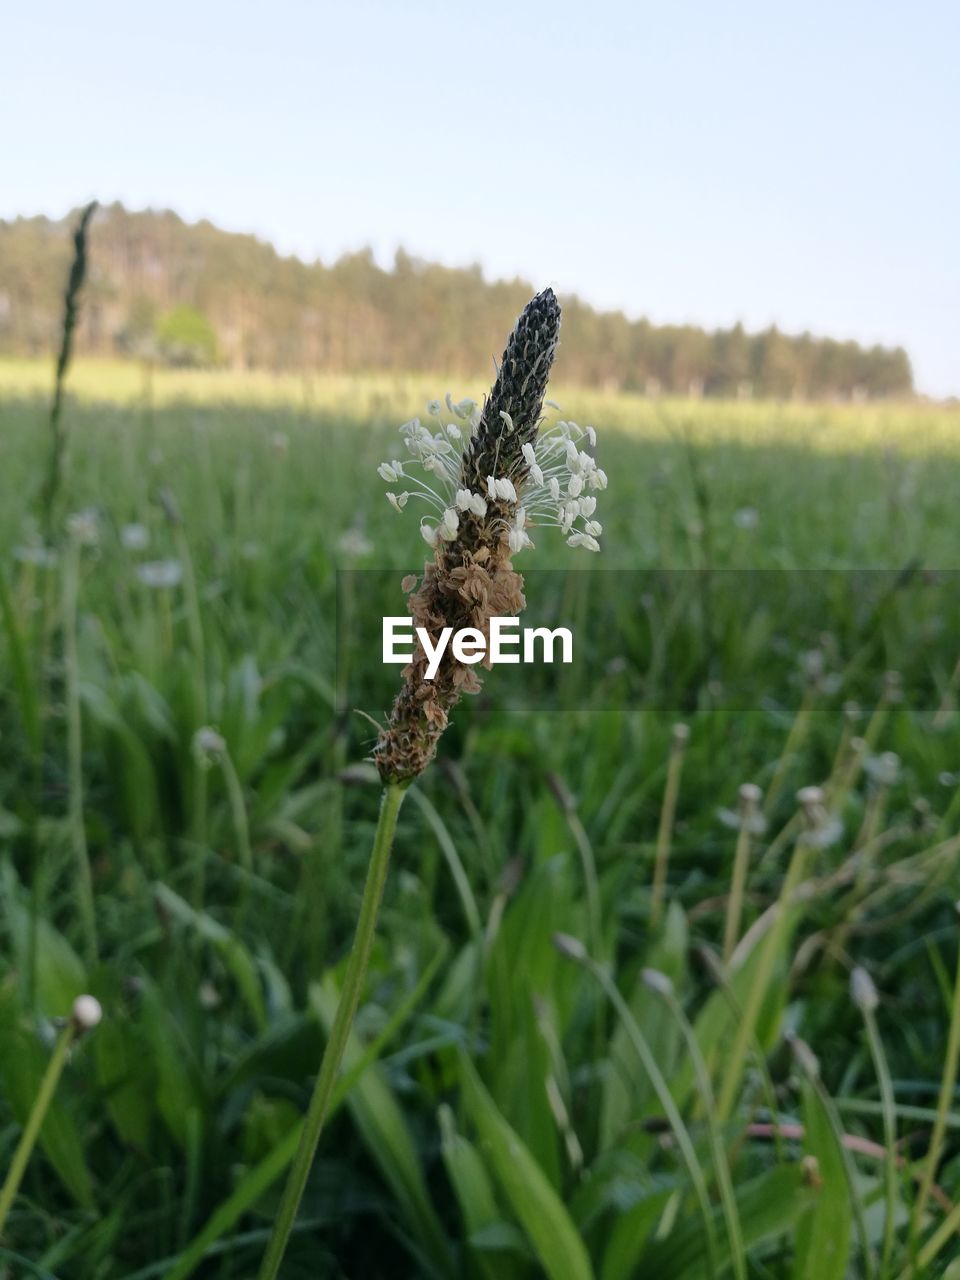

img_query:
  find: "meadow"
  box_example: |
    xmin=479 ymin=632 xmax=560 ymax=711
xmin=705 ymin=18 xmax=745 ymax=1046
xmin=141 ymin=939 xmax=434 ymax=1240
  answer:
xmin=2 ymin=359 xmax=960 ymax=1278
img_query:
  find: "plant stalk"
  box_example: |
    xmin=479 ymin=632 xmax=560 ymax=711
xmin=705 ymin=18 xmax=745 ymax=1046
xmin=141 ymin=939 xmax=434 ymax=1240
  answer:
xmin=0 ymin=1021 xmax=76 ymax=1235
xmin=650 ymin=725 xmax=688 ymax=928
xmin=257 ymin=781 xmax=406 ymax=1280
xmin=912 ymin=933 xmax=960 ymax=1240
xmin=64 ymin=537 xmax=98 ymax=965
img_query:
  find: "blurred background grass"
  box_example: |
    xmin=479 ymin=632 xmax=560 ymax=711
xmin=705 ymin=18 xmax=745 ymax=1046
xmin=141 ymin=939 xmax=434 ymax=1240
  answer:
xmin=3 ymin=368 xmax=960 ymax=1277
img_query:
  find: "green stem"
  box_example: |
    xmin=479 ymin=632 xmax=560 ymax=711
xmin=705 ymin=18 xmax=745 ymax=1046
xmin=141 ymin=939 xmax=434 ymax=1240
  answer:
xmin=905 ymin=1195 xmax=960 ymax=1277
xmin=173 ymin=523 xmax=209 ymax=908
xmin=764 ymin=690 xmax=814 ymax=817
xmin=862 ymin=1003 xmax=898 ymax=1279
xmin=63 ymin=539 xmax=98 ymax=965
xmin=650 ymin=727 xmax=687 ymax=929
xmin=716 ymin=838 xmax=807 ymax=1124
xmin=220 ymin=748 xmax=254 ymax=931
xmin=659 ymin=983 xmax=746 ymax=1280
xmin=912 ymin=933 xmax=960 ymax=1240
xmin=257 ymin=781 xmax=406 ymax=1280
xmin=723 ymin=821 xmax=752 ymax=964
xmin=0 ymin=1021 xmax=76 ymax=1236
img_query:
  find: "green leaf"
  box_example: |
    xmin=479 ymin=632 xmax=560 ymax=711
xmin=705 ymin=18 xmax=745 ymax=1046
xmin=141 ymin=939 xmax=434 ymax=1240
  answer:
xmin=440 ymin=1104 xmax=521 ymax=1280
xmin=154 ymin=882 xmax=266 ymax=1030
xmin=600 ymin=1186 xmax=674 ymax=1280
xmin=162 ymin=1123 xmax=302 ymax=1280
xmin=139 ymin=982 xmax=204 ymax=1148
xmin=2 ymin=861 xmax=86 ymax=1016
xmin=637 ymin=1165 xmax=817 ymax=1279
xmin=167 ymin=947 xmax=443 ymax=1280
xmin=0 ymin=568 xmax=41 ymax=755
xmin=460 ymin=1053 xmax=594 ymax=1280
xmin=92 ymin=1018 xmax=153 ymax=1150
xmin=601 ymin=900 xmax=687 ymax=1147
xmin=793 ymin=1080 xmax=851 ymax=1280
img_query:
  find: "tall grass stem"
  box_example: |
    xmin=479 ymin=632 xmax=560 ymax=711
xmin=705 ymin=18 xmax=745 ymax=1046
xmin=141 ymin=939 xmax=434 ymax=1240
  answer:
xmin=40 ymin=201 xmax=96 ymax=540
xmin=652 ymin=975 xmax=746 ymax=1280
xmin=723 ymin=785 xmax=760 ymax=962
xmin=911 ymin=931 xmax=960 ymax=1243
xmin=63 ymin=538 xmax=98 ymax=964
xmin=650 ymin=724 xmax=688 ymax=928
xmin=716 ymin=838 xmax=807 ymax=1122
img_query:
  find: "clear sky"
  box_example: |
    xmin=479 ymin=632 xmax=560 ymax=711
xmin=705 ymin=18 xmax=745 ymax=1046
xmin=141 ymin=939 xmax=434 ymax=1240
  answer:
xmin=4 ymin=0 xmax=957 ymax=396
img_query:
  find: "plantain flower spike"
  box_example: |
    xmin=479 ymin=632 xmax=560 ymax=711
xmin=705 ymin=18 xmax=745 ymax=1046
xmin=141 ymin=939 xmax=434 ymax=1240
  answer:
xmin=375 ymin=288 xmax=603 ymax=784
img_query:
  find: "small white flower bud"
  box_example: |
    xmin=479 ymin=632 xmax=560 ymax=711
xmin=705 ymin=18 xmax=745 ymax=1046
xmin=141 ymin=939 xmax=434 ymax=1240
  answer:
xmin=641 ymin=968 xmax=674 ymax=997
xmin=851 ymin=966 xmax=879 ymax=1012
xmin=739 ymin=782 xmax=762 ymax=806
xmin=72 ymin=994 xmax=103 ymax=1031
xmin=789 ymin=1035 xmax=821 ymax=1078
xmin=67 ymin=509 xmax=99 ymax=546
xmin=553 ymin=932 xmax=587 ymax=962
xmin=120 ymin=523 xmax=150 ymax=550
xmin=796 ymin=785 xmax=825 ymax=810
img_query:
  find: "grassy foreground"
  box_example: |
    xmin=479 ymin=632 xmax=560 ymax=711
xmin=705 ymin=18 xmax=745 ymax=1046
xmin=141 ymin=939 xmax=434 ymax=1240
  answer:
xmin=2 ymin=369 xmax=960 ymax=1277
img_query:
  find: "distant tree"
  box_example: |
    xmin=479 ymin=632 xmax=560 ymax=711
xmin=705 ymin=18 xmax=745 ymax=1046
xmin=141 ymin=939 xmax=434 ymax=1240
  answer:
xmin=0 ymin=205 xmax=916 ymax=399
xmin=115 ymin=295 xmax=158 ymax=357
xmin=156 ymin=304 xmax=217 ymax=367
xmin=752 ymin=326 xmax=799 ymax=399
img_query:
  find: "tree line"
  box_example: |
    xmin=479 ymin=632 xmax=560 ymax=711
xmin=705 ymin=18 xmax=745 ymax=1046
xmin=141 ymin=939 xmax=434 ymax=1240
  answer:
xmin=0 ymin=203 xmax=913 ymax=399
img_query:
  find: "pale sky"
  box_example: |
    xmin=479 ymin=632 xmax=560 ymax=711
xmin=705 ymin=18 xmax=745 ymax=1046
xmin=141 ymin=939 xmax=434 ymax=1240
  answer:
xmin=3 ymin=0 xmax=957 ymax=395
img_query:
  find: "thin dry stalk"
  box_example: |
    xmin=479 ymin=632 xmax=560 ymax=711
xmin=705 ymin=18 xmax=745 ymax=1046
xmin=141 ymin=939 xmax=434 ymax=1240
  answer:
xmin=649 ymin=723 xmax=689 ymax=928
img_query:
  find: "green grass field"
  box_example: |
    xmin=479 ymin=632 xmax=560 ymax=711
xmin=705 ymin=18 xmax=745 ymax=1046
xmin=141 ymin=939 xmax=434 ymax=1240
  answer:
xmin=2 ymin=362 xmax=960 ymax=1278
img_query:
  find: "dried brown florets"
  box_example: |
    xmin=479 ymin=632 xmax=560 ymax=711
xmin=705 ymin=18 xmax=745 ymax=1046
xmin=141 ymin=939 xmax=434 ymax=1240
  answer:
xmin=374 ymin=290 xmax=561 ymax=784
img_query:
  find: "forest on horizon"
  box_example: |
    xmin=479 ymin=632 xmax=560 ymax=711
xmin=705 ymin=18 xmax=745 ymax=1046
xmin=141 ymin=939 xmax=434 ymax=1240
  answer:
xmin=0 ymin=203 xmax=914 ymax=400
